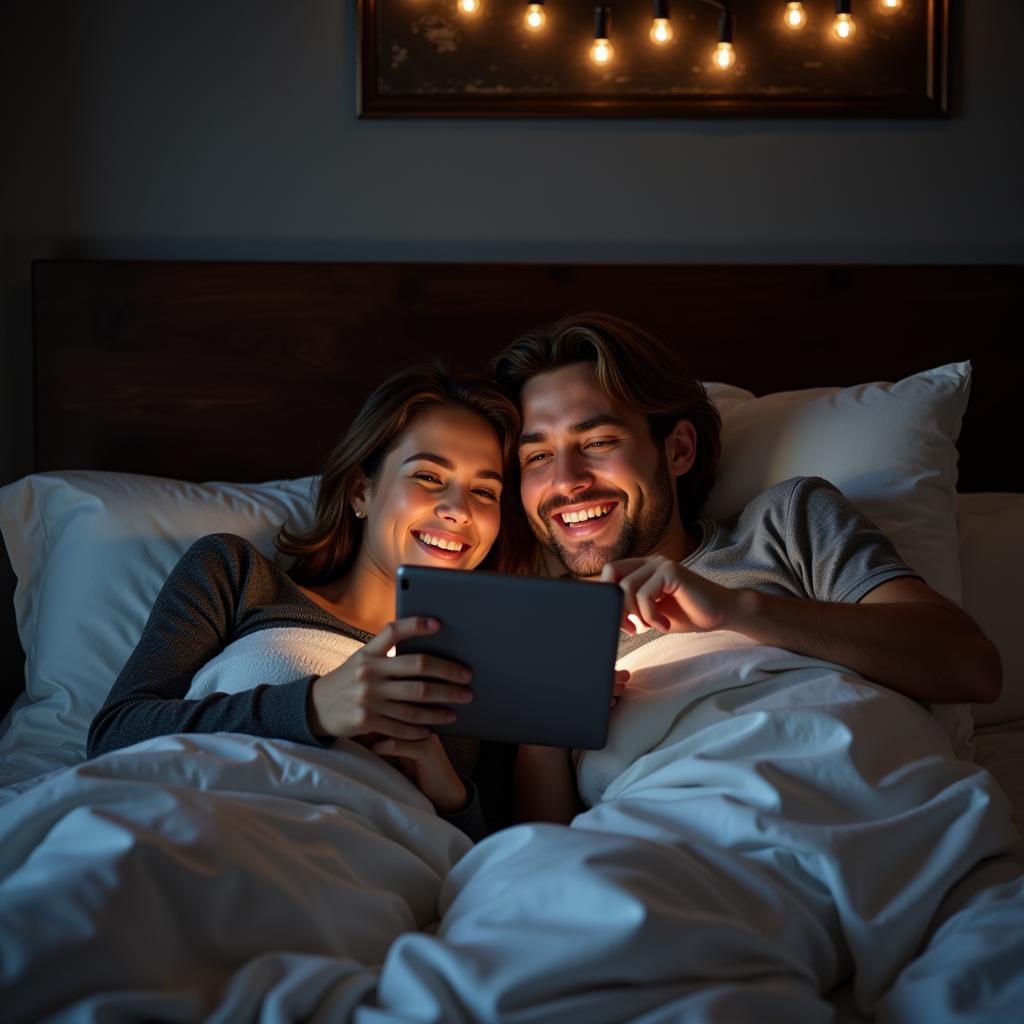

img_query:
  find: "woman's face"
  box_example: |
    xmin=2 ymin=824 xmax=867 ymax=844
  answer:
xmin=354 ymin=406 xmax=504 ymax=577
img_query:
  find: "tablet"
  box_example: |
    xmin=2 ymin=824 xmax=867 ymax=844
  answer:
xmin=395 ymin=565 xmax=623 ymax=749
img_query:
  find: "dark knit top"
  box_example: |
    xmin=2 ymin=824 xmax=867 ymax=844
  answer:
xmin=87 ymin=533 xmax=515 ymax=841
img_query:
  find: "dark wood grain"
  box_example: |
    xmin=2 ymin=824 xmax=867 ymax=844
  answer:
xmin=33 ymin=261 xmax=1024 ymax=491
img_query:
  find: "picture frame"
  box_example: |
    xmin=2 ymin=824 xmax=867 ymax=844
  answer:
xmin=357 ymin=0 xmax=950 ymax=118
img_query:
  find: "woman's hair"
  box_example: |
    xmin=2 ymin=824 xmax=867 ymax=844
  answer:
xmin=278 ymin=361 xmax=534 ymax=583
xmin=492 ymin=312 xmax=722 ymax=526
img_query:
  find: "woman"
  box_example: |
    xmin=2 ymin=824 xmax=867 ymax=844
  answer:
xmin=87 ymin=363 xmax=533 ymax=839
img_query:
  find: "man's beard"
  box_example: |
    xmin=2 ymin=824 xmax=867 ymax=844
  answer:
xmin=532 ymin=457 xmax=676 ymax=577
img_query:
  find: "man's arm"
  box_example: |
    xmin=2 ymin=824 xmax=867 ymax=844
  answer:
xmin=732 ymin=575 xmax=1001 ymax=704
xmin=514 ymin=745 xmax=583 ymax=825
xmin=605 ymin=558 xmax=1002 ymax=706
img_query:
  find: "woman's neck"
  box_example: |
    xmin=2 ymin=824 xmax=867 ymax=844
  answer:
xmin=306 ymin=556 xmax=395 ymax=635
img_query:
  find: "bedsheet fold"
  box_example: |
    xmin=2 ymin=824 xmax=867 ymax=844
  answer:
xmin=0 ymin=733 xmax=469 ymax=1022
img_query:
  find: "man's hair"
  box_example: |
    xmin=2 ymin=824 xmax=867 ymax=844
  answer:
xmin=492 ymin=313 xmax=722 ymax=525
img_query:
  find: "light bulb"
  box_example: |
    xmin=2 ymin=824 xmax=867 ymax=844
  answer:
xmin=784 ymin=3 xmax=807 ymax=30
xmin=524 ymin=3 xmax=545 ymax=30
xmin=881 ymin=0 xmax=902 ymax=9
xmin=458 ymin=0 xmax=480 ymax=15
xmin=650 ymin=18 xmax=674 ymax=45
xmin=590 ymin=38 xmax=614 ymax=64
xmin=713 ymin=41 xmax=736 ymax=69
xmin=833 ymin=13 xmax=855 ymax=39
xmin=590 ymin=6 xmax=613 ymax=65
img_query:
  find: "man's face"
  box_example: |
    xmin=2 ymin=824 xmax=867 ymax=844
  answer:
xmin=518 ymin=362 xmax=685 ymax=577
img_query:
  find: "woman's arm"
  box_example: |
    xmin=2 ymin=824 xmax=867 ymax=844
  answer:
xmin=88 ymin=534 xmax=322 ymax=757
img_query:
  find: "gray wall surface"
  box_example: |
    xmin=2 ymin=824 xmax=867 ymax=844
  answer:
xmin=3 ymin=0 xmax=1023 ymax=487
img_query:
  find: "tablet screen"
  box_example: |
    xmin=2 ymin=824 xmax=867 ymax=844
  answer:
xmin=396 ymin=565 xmax=623 ymax=749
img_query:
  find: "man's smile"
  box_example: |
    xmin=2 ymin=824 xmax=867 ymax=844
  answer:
xmin=549 ymin=500 xmax=621 ymax=539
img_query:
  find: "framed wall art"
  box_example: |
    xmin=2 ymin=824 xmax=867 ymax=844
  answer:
xmin=358 ymin=0 xmax=950 ymax=118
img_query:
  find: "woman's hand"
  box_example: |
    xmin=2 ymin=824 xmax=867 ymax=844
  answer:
xmin=370 ymin=733 xmax=467 ymax=813
xmin=307 ymin=616 xmax=473 ymax=741
xmin=601 ymin=556 xmax=738 ymax=635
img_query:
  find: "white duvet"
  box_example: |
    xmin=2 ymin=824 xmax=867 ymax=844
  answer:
xmin=0 ymin=734 xmax=468 ymax=1022
xmin=2 ymin=634 xmax=1023 ymax=1023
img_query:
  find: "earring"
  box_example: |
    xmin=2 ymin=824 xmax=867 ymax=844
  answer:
xmin=354 ymin=509 xmax=366 ymax=519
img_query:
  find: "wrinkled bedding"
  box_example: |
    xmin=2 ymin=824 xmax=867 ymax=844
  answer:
xmin=0 ymin=735 xmax=467 ymax=1021
xmin=2 ymin=634 xmax=1023 ymax=1023
xmin=373 ymin=634 xmax=1024 ymax=1023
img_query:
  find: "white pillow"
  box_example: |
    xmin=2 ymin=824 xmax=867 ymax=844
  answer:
xmin=957 ymin=493 xmax=1024 ymax=728
xmin=704 ymin=364 xmax=972 ymax=757
xmin=704 ymin=363 xmax=970 ymax=606
xmin=0 ymin=471 xmax=316 ymax=786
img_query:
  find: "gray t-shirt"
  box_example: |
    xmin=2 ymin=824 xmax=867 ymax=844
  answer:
xmin=689 ymin=476 xmax=918 ymax=601
xmin=619 ymin=476 xmax=918 ymax=657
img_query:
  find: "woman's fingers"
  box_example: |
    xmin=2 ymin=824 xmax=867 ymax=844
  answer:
xmin=383 ymin=652 xmax=472 ymax=686
xmin=364 ymin=616 xmax=440 ymax=656
xmin=374 ymin=698 xmax=460 ymax=727
xmin=371 ymin=736 xmax=432 ymax=761
xmin=374 ymin=678 xmax=473 ymax=707
xmin=362 ymin=713 xmax=432 ymax=742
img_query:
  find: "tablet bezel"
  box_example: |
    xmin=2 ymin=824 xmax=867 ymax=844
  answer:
xmin=395 ymin=565 xmax=623 ymax=749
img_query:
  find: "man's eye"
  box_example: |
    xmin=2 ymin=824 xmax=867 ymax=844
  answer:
xmin=584 ymin=439 xmax=613 ymax=450
xmin=523 ymin=452 xmax=548 ymax=466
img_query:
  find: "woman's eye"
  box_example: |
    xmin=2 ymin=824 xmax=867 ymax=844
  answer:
xmin=412 ymin=472 xmax=442 ymax=484
xmin=472 ymin=488 xmax=498 ymax=501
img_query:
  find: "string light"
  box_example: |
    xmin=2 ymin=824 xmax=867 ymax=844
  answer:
xmin=650 ymin=0 xmax=674 ymax=45
xmin=784 ymin=3 xmax=807 ymax=30
xmin=590 ymin=5 xmax=614 ymax=65
xmin=713 ymin=7 xmax=736 ymax=69
xmin=457 ymin=0 xmax=481 ymax=15
xmin=501 ymin=0 xmax=906 ymax=70
xmin=833 ymin=0 xmax=856 ymax=40
xmin=524 ymin=2 xmax=546 ymax=31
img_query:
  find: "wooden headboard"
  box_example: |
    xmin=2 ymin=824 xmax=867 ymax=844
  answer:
xmin=32 ymin=261 xmax=1024 ymax=492
xmin=2 ymin=260 xmax=1022 ymax=716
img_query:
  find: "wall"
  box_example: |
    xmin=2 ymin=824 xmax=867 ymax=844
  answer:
xmin=3 ymin=0 xmax=1023 ymax=487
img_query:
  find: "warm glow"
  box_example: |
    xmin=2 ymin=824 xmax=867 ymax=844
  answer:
xmin=784 ymin=3 xmax=807 ymax=30
xmin=524 ymin=4 xmax=545 ymax=30
xmin=650 ymin=18 xmax=674 ymax=45
xmin=590 ymin=37 xmax=614 ymax=64
xmin=881 ymin=0 xmax=903 ymax=9
xmin=833 ymin=12 xmax=856 ymax=39
xmin=713 ymin=41 xmax=736 ymax=69
xmin=458 ymin=0 xmax=480 ymax=15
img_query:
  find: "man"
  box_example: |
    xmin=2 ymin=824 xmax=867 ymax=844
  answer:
xmin=369 ymin=314 xmax=1023 ymax=1024
xmin=500 ymin=313 xmax=1000 ymax=823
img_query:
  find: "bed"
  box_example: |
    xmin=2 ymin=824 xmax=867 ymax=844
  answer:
xmin=0 ymin=260 xmax=1022 ymax=1022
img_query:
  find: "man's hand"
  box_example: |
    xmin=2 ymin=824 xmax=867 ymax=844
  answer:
xmin=601 ymin=556 xmax=738 ymax=635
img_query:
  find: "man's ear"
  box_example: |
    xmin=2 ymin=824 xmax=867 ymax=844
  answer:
xmin=664 ymin=419 xmax=697 ymax=479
